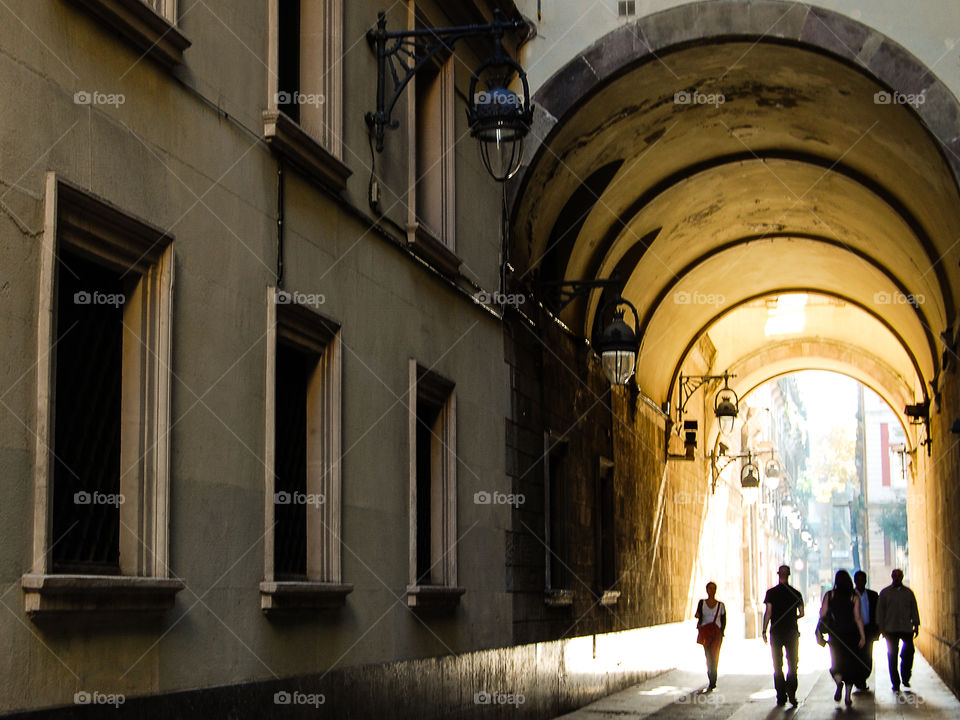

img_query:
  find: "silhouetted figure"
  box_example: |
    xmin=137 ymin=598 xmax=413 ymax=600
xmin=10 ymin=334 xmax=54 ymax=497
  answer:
xmin=820 ymin=570 xmax=866 ymax=705
xmin=762 ymin=565 xmax=804 ymax=707
xmin=854 ymin=570 xmax=880 ymax=690
xmin=695 ymin=581 xmax=726 ymax=690
xmin=876 ymin=568 xmax=920 ymax=692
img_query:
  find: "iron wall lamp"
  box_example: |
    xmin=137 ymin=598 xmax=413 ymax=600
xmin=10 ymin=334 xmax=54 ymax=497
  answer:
xmin=365 ymin=9 xmax=532 ymax=182
xmin=594 ymin=296 xmax=641 ymax=387
xmin=676 ymin=371 xmax=739 ymax=438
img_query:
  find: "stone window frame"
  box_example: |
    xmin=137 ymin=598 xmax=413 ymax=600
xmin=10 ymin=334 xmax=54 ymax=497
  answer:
xmin=68 ymin=0 xmax=191 ymax=69
xmin=405 ymin=3 xmax=460 ymax=278
xmin=405 ymin=361 xmax=464 ymax=608
xmin=259 ymin=289 xmax=352 ymax=614
xmin=22 ymin=173 xmax=183 ymax=617
xmin=263 ymin=0 xmax=351 ymax=194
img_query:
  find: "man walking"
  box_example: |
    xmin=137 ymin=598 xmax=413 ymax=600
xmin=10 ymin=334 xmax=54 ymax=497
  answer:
xmin=876 ymin=568 xmax=920 ymax=692
xmin=762 ymin=565 xmax=805 ymax=706
xmin=854 ymin=570 xmax=879 ymax=690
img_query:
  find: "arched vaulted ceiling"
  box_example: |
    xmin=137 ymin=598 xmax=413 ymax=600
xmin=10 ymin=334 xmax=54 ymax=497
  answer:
xmin=511 ymin=5 xmax=960 ymax=424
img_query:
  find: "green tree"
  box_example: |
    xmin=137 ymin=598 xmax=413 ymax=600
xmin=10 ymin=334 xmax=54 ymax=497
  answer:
xmin=876 ymin=502 xmax=908 ymax=549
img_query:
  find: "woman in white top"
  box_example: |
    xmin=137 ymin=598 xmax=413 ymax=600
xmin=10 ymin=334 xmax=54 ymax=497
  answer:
xmin=695 ymin=581 xmax=727 ymax=690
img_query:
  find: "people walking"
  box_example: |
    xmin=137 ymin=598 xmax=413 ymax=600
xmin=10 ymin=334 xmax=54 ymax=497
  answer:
xmin=854 ymin=570 xmax=879 ymax=690
xmin=819 ymin=570 xmax=866 ymax=706
xmin=695 ymin=581 xmax=726 ymax=690
xmin=762 ymin=565 xmax=805 ymax=707
xmin=876 ymin=568 xmax=920 ymax=692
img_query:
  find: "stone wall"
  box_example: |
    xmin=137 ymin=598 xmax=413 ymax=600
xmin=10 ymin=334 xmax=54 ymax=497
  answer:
xmin=505 ymin=312 xmax=717 ymax=644
xmin=911 ymin=368 xmax=960 ymax=695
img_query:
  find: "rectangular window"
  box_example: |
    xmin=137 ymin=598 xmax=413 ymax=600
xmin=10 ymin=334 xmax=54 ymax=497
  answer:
xmin=545 ymin=435 xmax=570 ymax=595
xmin=24 ymin=173 xmax=181 ymax=615
xmin=617 ymin=1 xmax=636 ymax=17
xmin=51 ymin=251 xmax=126 ymax=574
xmin=261 ymin=291 xmax=350 ymax=612
xmin=596 ymin=461 xmax=616 ymax=593
xmin=406 ymin=362 xmax=461 ymax=606
xmin=414 ymin=52 xmax=456 ymax=251
xmin=273 ymin=0 xmax=343 ymax=158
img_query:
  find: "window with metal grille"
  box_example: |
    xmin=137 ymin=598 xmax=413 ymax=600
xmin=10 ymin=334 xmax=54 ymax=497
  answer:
xmin=273 ymin=342 xmax=313 ymax=579
xmin=618 ymin=1 xmax=637 ymax=17
xmin=32 ymin=174 xmax=175 ymax=586
xmin=262 ymin=292 xmax=344 ymax=598
xmin=51 ymin=252 xmax=126 ymax=574
xmin=409 ymin=363 xmax=457 ymax=588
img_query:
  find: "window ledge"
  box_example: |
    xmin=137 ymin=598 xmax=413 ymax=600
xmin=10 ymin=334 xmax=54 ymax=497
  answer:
xmin=263 ymin=110 xmax=352 ymax=194
xmin=21 ymin=574 xmax=184 ymax=616
xmin=545 ymin=588 xmax=573 ymax=607
xmin=259 ymin=581 xmax=353 ymax=614
xmin=600 ymin=589 xmax=621 ymax=607
xmin=409 ymin=225 xmax=461 ymax=278
xmin=405 ymin=584 xmax=465 ymax=609
xmin=68 ymin=0 xmax=190 ymax=69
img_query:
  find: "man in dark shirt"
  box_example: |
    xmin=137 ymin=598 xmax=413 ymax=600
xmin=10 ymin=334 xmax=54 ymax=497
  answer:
xmin=762 ymin=565 xmax=805 ymax=706
xmin=854 ymin=570 xmax=880 ymax=690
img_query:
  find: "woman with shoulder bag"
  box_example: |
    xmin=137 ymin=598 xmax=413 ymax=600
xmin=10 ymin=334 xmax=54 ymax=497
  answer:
xmin=695 ymin=581 xmax=726 ymax=690
xmin=820 ymin=570 xmax=866 ymax=706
